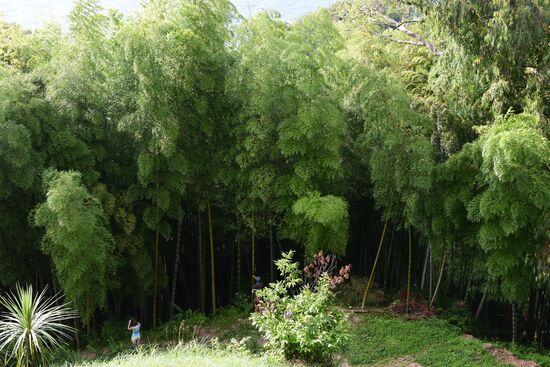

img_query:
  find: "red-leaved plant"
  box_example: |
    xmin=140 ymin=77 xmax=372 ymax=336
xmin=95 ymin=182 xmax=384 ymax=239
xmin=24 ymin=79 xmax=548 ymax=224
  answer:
xmin=303 ymin=251 xmax=351 ymax=290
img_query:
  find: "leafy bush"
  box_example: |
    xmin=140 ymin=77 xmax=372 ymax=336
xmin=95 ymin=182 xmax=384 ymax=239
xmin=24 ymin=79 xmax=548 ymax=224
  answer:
xmin=231 ymin=292 xmax=253 ymax=313
xmin=251 ymin=251 xmax=350 ymax=362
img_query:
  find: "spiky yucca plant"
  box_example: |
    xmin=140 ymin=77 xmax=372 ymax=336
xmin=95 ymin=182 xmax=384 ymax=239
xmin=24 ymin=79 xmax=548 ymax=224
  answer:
xmin=0 ymin=285 xmax=76 ymax=367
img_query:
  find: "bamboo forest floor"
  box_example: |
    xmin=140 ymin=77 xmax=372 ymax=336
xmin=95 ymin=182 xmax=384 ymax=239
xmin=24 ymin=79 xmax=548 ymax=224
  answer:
xmin=65 ymin=307 xmax=550 ymax=367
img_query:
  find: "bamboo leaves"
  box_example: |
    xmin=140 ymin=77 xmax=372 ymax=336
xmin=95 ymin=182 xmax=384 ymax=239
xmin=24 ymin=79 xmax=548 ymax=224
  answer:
xmin=33 ymin=170 xmax=115 ymax=324
xmin=232 ymin=11 xmax=349 ymax=258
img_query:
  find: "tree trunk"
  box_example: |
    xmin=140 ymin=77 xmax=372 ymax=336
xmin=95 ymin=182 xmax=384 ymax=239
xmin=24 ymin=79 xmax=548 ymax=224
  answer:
xmin=406 ymin=227 xmax=412 ymax=313
xmin=429 ymin=245 xmax=433 ymax=300
xmin=525 ymin=288 xmax=537 ymax=342
xmin=430 ymin=249 xmax=446 ymax=307
xmin=512 ymin=303 xmax=517 ymax=345
xmin=476 ymin=287 xmax=488 ymax=319
xmin=464 ymin=264 xmax=474 ymax=300
xmin=421 ymin=240 xmax=431 ymax=290
xmin=207 ymin=200 xmax=216 ymax=314
xmin=74 ymin=318 xmax=80 ymax=352
xmin=361 ymin=217 xmax=388 ymax=309
xmin=383 ymin=223 xmax=396 ymax=290
xmin=237 ymin=215 xmax=241 ymax=293
xmin=152 ymin=229 xmax=159 ymax=327
xmin=251 ymin=209 xmax=255 ymax=289
xmin=198 ymin=208 xmax=205 ymax=313
xmin=51 ymin=267 xmax=59 ymax=305
xmin=169 ymin=217 xmax=182 ymax=320
xmin=269 ymin=216 xmax=274 ymax=282
xmin=180 ymin=265 xmax=191 ymax=308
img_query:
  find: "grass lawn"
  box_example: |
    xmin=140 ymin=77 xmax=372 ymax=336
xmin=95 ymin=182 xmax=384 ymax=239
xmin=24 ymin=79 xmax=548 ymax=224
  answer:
xmin=345 ymin=313 xmax=503 ymax=367
xmin=73 ymin=344 xmax=290 ymax=367
xmin=68 ymin=309 xmax=550 ymax=367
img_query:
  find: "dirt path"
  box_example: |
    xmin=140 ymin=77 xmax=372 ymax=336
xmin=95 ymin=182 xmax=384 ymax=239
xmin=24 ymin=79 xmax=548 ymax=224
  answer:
xmin=462 ymin=335 xmax=540 ymax=367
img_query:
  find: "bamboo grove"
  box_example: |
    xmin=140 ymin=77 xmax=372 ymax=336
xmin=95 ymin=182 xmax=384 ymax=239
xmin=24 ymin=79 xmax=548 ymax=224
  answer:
xmin=0 ymin=0 xmax=548 ymax=344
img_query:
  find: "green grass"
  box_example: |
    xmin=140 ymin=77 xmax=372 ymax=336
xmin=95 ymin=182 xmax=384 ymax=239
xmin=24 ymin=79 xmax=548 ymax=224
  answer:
xmin=495 ymin=342 xmax=550 ymax=367
xmin=345 ymin=314 xmax=504 ymax=367
xmin=72 ymin=343 xmax=290 ymax=367
xmin=65 ymin=308 xmax=550 ymax=367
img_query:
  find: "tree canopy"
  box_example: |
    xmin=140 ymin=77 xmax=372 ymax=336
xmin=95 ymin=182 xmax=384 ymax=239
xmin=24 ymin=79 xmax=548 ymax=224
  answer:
xmin=0 ymin=0 xmax=548 ymax=340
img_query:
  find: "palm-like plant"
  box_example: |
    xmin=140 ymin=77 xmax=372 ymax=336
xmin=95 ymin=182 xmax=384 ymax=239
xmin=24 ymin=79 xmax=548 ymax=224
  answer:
xmin=0 ymin=285 xmax=77 ymax=367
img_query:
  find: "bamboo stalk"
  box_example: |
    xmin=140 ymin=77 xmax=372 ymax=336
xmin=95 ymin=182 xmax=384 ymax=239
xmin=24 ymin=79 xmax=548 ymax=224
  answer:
xmin=430 ymin=248 xmax=446 ymax=306
xmin=152 ymin=228 xmax=159 ymax=327
xmin=361 ymin=217 xmax=388 ymax=309
xmin=169 ymin=217 xmax=182 ymax=319
xmin=407 ymin=227 xmax=412 ymax=313
xmin=251 ymin=209 xmax=255 ymax=290
xmin=269 ymin=214 xmax=274 ymax=282
xmin=198 ymin=208 xmax=205 ymax=313
xmin=421 ymin=240 xmax=430 ymax=290
xmin=207 ymin=200 xmax=216 ymax=314
xmin=475 ymin=287 xmax=487 ymax=319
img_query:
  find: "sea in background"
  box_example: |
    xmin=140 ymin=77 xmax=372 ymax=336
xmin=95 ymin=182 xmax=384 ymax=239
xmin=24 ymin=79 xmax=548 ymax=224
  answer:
xmin=0 ymin=0 xmax=335 ymax=30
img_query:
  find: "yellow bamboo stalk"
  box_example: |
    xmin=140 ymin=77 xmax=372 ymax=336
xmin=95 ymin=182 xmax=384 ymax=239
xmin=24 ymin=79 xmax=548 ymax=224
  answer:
xmin=407 ymin=227 xmax=412 ymax=314
xmin=152 ymin=229 xmax=159 ymax=327
xmin=251 ymin=209 xmax=255 ymax=289
xmin=361 ymin=217 xmax=388 ymax=309
xmin=208 ymin=200 xmax=216 ymax=314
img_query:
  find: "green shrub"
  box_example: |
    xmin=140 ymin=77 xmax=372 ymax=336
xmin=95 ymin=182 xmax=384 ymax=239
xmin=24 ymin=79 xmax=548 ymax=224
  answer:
xmin=251 ymin=251 xmax=350 ymax=363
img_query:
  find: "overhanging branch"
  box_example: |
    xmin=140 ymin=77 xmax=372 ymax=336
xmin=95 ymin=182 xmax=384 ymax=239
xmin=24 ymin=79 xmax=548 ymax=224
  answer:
xmin=357 ymin=5 xmax=443 ymax=56
xmin=372 ymin=32 xmax=425 ymax=47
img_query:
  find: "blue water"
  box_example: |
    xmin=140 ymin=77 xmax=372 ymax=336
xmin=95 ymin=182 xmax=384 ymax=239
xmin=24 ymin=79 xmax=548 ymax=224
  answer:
xmin=0 ymin=0 xmax=335 ymax=30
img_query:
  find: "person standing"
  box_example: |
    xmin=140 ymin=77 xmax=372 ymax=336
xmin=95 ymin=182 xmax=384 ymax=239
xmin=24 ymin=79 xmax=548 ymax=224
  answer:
xmin=127 ymin=318 xmax=141 ymax=346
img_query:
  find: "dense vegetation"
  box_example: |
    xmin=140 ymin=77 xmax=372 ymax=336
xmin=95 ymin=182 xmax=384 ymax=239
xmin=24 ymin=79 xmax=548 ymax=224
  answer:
xmin=0 ymin=0 xmax=548 ymax=361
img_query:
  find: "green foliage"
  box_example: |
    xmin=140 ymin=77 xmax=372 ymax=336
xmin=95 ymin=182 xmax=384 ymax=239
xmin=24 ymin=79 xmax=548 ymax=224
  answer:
xmin=342 ymin=60 xmax=435 ymax=231
xmin=468 ymin=113 xmax=550 ymax=301
xmin=113 ymin=0 xmax=237 ymax=233
xmin=431 ymin=0 xmax=549 ymax=142
xmin=346 ymin=314 xmax=501 ymax=367
xmin=291 ymin=193 xmax=349 ymax=257
xmin=0 ymin=120 xmax=34 ymax=199
xmin=251 ymin=251 xmax=350 ymax=362
xmin=429 ymin=113 xmax=549 ymax=302
xmin=0 ymin=0 xmax=549 ymax=347
xmin=33 ymin=170 xmax=115 ymax=323
xmin=0 ymin=69 xmax=35 ymax=200
xmin=0 ymin=285 xmax=76 ymax=367
xmin=231 ymin=10 xmax=349 ymax=255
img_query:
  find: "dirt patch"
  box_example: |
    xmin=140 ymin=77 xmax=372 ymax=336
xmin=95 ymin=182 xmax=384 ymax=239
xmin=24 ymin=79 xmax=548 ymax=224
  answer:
xmin=484 ymin=343 xmax=539 ymax=367
xmin=376 ymin=355 xmax=417 ymax=367
xmin=461 ymin=334 xmax=539 ymax=367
